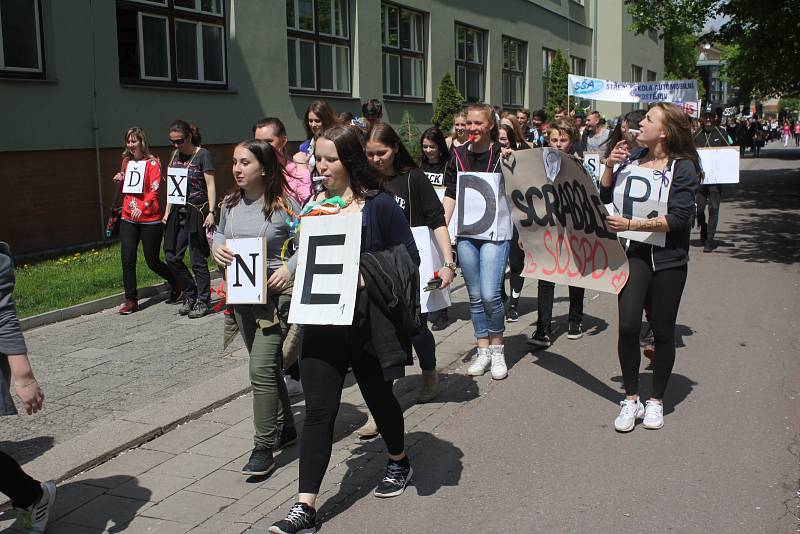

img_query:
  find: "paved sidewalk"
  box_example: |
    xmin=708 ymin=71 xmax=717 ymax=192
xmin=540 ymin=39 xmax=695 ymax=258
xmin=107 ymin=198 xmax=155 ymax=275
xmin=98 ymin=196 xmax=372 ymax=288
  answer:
xmin=1 ymin=293 xmax=247 ymax=465
xmin=0 ymin=276 xmax=582 ymax=533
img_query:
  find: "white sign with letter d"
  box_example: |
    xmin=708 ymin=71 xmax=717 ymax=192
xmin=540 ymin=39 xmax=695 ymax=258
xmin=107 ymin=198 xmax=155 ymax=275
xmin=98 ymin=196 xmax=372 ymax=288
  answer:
xmin=122 ymin=160 xmax=147 ymax=194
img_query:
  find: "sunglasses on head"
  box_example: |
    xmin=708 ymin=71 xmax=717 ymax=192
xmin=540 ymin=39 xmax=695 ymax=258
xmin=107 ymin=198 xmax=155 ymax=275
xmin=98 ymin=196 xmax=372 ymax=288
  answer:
xmin=170 ymin=137 xmax=186 ymax=146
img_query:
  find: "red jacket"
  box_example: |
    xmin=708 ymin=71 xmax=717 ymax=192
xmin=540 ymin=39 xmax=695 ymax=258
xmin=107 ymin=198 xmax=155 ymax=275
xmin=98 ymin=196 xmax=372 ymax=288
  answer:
xmin=119 ymin=157 xmax=162 ymax=223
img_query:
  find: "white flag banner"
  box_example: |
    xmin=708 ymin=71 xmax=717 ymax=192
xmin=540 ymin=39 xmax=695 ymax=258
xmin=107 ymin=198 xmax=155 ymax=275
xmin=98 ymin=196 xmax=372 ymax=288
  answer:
xmin=568 ymin=74 xmax=698 ymax=103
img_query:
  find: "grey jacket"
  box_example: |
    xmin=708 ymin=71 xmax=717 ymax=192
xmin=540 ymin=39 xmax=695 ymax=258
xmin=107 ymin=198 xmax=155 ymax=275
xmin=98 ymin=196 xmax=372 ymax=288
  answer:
xmin=0 ymin=242 xmax=26 ymax=416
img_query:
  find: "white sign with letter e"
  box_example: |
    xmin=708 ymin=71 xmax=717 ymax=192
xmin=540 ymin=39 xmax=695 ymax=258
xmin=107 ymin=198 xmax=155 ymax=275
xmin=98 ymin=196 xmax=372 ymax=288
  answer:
xmin=612 ymin=164 xmax=670 ymax=247
xmin=122 ymin=160 xmax=147 ymax=194
xmin=456 ymin=172 xmax=502 ymax=240
xmin=411 ymin=227 xmax=452 ymax=313
xmin=225 ymin=238 xmax=267 ymax=304
xmin=166 ymin=167 xmax=189 ymax=205
xmin=289 ymin=213 xmax=361 ymax=325
xmin=697 ymin=146 xmax=739 ymax=185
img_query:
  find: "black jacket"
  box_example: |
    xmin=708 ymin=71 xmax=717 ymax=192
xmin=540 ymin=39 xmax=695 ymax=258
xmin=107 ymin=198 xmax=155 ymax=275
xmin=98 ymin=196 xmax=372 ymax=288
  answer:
xmin=358 ymin=244 xmax=421 ymax=381
xmin=600 ymin=151 xmax=700 ymax=271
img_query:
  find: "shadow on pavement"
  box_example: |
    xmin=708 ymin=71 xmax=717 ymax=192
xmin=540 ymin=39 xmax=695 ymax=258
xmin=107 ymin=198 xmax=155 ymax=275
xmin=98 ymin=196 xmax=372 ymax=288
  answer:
xmin=316 ymin=431 xmax=463 ymax=525
xmin=0 ymin=436 xmax=55 ymax=466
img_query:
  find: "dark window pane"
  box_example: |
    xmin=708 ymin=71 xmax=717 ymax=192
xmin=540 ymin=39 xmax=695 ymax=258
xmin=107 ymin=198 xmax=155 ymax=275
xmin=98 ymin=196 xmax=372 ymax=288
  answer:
xmin=200 ymin=0 xmax=222 ymax=14
xmin=319 ymin=43 xmax=332 ymax=90
xmin=319 ymin=0 xmax=331 ymax=34
xmin=116 ymin=7 xmax=139 ymax=79
xmin=175 ymin=21 xmax=198 ymax=80
xmin=142 ymin=15 xmax=169 ymax=78
xmin=400 ymin=9 xmax=411 ymax=50
xmin=299 ymin=40 xmax=314 ymax=88
xmin=298 ymin=0 xmax=313 ymax=31
xmin=387 ymin=6 xmax=398 ymax=47
xmin=1 ymin=0 xmax=39 ymax=69
xmin=174 ymin=0 xmax=194 ymax=8
xmin=202 ymin=25 xmax=223 ymax=81
xmin=286 ymin=0 xmax=294 ymax=28
xmin=288 ymin=38 xmax=297 ymax=87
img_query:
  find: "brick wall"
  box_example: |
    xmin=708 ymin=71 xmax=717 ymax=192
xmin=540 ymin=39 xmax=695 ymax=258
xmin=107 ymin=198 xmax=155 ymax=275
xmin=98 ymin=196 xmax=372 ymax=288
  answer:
xmin=1 ymin=144 xmax=238 ymax=256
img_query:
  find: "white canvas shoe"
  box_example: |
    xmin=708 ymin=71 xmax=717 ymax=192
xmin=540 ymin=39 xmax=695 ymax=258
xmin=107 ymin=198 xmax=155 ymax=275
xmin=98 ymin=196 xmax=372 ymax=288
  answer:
xmin=614 ymin=399 xmax=645 ymax=432
xmin=467 ymin=348 xmax=492 ymax=376
xmin=489 ymin=345 xmax=508 ymax=380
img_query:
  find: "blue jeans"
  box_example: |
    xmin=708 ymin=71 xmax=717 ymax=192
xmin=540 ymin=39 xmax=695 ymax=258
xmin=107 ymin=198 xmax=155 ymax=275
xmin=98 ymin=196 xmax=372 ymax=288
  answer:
xmin=457 ymin=238 xmax=511 ymax=339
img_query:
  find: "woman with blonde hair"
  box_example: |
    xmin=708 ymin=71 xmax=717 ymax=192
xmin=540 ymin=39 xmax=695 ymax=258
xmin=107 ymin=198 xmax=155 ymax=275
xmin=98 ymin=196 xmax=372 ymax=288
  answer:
xmin=448 ymin=110 xmax=469 ymax=149
xmin=113 ymin=127 xmax=177 ymax=315
xmin=600 ymin=103 xmax=700 ymax=432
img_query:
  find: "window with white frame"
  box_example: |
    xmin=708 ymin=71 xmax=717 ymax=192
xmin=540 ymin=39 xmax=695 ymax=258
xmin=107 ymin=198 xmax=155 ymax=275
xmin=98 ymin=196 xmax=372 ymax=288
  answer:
xmin=287 ymin=0 xmax=351 ymax=94
xmin=542 ymin=47 xmax=556 ymax=104
xmin=381 ymin=3 xmax=425 ymax=99
xmin=502 ymin=37 xmax=525 ymax=108
xmin=571 ymin=56 xmax=586 ymax=76
xmin=455 ymin=23 xmax=485 ymax=103
xmin=647 ymin=69 xmax=657 ymax=81
xmin=116 ymin=0 xmax=226 ymax=86
xmin=631 ymin=64 xmax=643 ymax=82
xmin=0 ymin=0 xmax=44 ymax=77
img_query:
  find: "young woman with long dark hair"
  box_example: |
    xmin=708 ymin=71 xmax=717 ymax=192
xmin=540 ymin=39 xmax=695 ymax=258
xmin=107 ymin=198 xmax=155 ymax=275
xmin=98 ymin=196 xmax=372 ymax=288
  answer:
xmin=113 ymin=127 xmax=178 ymax=315
xmin=293 ymin=100 xmax=338 ymax=176
xmin=366 ymin=123 xmax=455 ymax=404
xmin=442 ymin=103 xmax=513 ymax=381
xmin=212 ymin=139 xmax=300 ymax=476
xmin=269 ymin=125 xmax=420 ymax=534
xmin=601 ymin=103 xmax=700 ymax=432
xmin=162 ymin=120 xmax=216 ymax=318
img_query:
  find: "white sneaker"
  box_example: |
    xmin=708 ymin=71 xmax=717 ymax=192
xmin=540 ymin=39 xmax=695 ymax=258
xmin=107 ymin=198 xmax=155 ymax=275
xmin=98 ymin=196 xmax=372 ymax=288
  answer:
xmin=614 ymin=399 xmax=645 ymax=432
xmin=15 ymin=480 xmax=56 ymax=533
xmin=642 ymin=400 xmax=664 ymax=429
xmin=467 ymin=348 xmax=492 ymax=376
xmin=489 ymin=345 xmax=508 ymax=380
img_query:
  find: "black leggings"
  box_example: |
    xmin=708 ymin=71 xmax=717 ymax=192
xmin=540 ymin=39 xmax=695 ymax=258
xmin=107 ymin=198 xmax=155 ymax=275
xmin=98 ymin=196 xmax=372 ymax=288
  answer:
xmin=413 ymin=313 xmax=436 ymax=371
xmin=298 ymin=325 xmax=404 ymax=494
xmin=507 ymin=228 xmax=525 ymax=299
xmin=618 ymin=256 xmax=687 ymax=399
xmin=120 ymin=220 xmax=175 ymax=300
xmin=0 ymin=451 xmax=42 ymax=508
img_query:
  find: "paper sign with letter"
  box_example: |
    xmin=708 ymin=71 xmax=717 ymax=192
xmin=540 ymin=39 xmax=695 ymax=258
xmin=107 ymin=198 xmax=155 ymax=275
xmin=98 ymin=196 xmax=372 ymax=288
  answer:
xmin=456 ymin=172 xmax=501 ymax=240
xmin=411 ymin=227 xmax=451 ymax=313
xmin=582 ymin=152 xmax=602 ymax=187
xmin=435 ymin=189 xmax=457 ymax=245
xmin=289 ymin=213 xmax=361 ymax=325
xmin=501 ymin=148 xmax=630 ymax=294
xmin=697 ymin=146 xmax=739 ymax=185
xmin=225 ymin=238 xmax=267 ymax=304
xmin=122 ymin=160 xmax=147 ymax=194
xmin=166 ymin=167 xmax=189 ymax=205
xmin=612 ymin=165 xmax=670 ymax=247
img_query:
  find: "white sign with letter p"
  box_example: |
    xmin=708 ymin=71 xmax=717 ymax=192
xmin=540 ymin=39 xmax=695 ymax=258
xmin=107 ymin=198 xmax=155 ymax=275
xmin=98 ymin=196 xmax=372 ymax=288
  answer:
xmin=122 ymin=160 xmax=147 ymax=194
xmin=612 ymin=165 xmax=670 ymax=247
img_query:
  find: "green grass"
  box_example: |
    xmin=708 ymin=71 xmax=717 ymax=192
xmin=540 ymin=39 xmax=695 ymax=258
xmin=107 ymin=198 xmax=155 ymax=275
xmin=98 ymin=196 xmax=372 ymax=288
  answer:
xmin=14 ymin=244 xmax=217 ymax=319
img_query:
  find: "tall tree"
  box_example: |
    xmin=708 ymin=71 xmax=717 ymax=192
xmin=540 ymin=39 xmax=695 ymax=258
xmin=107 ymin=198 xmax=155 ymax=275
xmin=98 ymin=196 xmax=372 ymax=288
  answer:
xmin=546 ymin=49 xmax=570 ymax=118
xmin=625 ymin=0 xmax=800 ymax=98
xmin=398 ymin=110 xmax=422 ymax=162
xmin=431 ymin=73 xmax=464 ymax=134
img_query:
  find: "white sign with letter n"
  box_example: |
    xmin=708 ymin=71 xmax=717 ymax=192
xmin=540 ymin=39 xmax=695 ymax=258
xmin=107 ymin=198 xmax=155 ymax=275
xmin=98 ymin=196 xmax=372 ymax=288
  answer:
xmin=166 ymin=167 xmax=189 ymax=205
xmin=612 ymin=165 xmax=670 ymax=247
xmin=411 ymin=226 xmax=451 ymax=313
xmin=122 ymin=160 xmax=147 ymax=194
xmin=289 ymin=213 xmax=361 ymax=325
xmin=225 ymin=238 xmax=267 ymax=304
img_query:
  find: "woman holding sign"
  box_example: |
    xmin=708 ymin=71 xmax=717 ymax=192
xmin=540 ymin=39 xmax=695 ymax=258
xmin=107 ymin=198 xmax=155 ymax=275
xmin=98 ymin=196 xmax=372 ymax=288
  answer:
xmin=600 ymin=103 xmax=700 ymax=432
xmin=269 ymin=125 xmax=419 ymax=534
xmin=163 ymin=120 xmax=216 ymax=319
xmin=366 ymin=123 xmax=455 ymax=403
xmin=442 ymin=103 xmax=513 ymax=381
xmin=113 ymin=127 xmax=178 ymax=315
xmin=212 ymin=139 xmax=299 ymax=477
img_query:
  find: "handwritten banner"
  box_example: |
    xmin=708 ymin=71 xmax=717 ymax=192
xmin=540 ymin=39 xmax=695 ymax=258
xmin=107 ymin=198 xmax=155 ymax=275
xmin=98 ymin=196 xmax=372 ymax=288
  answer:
xmin=611 ymin=165 xmax=670 ymax=246
xmin=501 ymin=149 xmax=630 ymax=294
xmin=568 ymin=74 xmax=698 ymax=103
xmin=288 ymin=213 xmax=361 ymax=325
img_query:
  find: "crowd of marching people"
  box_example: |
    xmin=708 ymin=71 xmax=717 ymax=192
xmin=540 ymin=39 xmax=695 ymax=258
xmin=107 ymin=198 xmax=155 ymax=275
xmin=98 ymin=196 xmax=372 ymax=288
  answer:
xmin=4 ymin=94 xmax=763 ymax=533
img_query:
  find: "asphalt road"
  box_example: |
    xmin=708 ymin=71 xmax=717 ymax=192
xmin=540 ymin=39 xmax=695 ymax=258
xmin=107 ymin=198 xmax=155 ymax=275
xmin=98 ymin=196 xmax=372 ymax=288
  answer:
xmin=322 ymin=145 xmax=800 ymax=533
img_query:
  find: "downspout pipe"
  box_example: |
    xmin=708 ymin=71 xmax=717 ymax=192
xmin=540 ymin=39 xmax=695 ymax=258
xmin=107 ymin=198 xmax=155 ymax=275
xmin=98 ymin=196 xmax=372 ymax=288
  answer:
xmin=90 ymin=0 xmax=104 ymax=239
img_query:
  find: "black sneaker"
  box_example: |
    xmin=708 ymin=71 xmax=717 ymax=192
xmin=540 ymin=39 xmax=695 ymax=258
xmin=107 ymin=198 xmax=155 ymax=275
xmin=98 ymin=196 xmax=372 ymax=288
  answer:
xmin=188 ymin=301 xmax=210 ymax=318
xmin=373 ymin=457 xmax=413 ymax=498
xmin=703 ymin=241 xmax=714 ymax=253
xmin=277 ymin=425 xmax=298 ymax=450
xmin=567 ymin=322 xmax=583 ymax=340
xmin=269 ymin=502 xmax=317 ymax=534
xmin=526 ymin=328 xmax=552 ymax=348
xmin=241 ymin=446 xmax=275 ymax=476
xmin=430 ymin=311 xmax=449 ymax=331
xmin=166 ymin=282 xmax=182 ymax=304
xmin=506 ymin=305 xmax=519 ymax=322
xmin=178 ymin=298 xmax=195 ymax=316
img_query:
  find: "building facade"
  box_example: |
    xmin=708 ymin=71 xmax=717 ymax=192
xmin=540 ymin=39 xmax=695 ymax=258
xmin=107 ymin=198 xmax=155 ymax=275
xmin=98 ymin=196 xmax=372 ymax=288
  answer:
xmin=0 ymin=0 xmax=662 ymax=255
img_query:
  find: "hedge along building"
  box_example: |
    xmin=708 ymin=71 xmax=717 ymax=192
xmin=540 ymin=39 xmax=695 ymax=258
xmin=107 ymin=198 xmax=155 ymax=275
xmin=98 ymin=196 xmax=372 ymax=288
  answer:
xmin=0 ymin=0 xmax=660 ymax=256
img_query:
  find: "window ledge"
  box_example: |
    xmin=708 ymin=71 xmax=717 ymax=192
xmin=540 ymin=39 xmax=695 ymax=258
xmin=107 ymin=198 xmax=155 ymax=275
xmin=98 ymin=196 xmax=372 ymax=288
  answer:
xmin=383 ymin=97 xmax=430 ymax=105
xmin=0 ymin=76 xmax=56 ymax=84
xmin=289 ymin=92 xmax=358 ymax=101
xmin=120 ymin=83 xmax=237 ymax=94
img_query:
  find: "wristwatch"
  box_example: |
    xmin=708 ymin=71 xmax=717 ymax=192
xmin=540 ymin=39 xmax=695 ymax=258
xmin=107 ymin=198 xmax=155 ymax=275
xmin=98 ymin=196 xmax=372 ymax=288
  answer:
xmin=442 ymin=261 xmax=457 ymax=273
